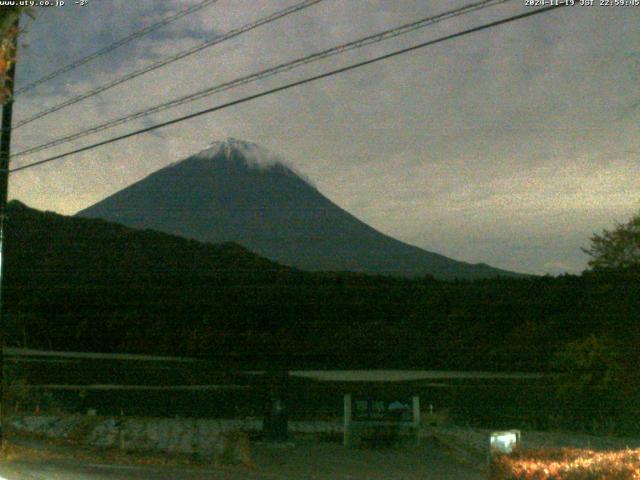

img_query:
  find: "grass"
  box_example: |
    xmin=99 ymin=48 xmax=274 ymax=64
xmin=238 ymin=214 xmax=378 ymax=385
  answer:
xmin=0 ymin=442 xmax=60 ymax=463
xmin=490 ymin=447 xmax=640 ymax=479
xmin=218 ymin=431 xmax=253 ymax=467
xmin=2 ymin=430 xmax=216 ymax=468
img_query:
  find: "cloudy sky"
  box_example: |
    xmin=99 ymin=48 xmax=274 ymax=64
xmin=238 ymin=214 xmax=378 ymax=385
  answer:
xmin=8 ymin=0 xmax=639 ymax=275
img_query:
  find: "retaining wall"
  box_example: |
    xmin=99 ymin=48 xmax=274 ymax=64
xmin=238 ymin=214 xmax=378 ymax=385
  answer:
xmin=9 ymin=415 xmax=342 ymax=456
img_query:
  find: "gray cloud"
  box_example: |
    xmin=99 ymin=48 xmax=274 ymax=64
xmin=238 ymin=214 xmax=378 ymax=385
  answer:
xmin=8 ymin=0 xmax=640 ymax=275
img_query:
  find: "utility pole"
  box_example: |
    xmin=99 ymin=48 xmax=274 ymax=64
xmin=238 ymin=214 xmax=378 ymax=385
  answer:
xmin=0 ymin=17 xmax=19 ymax=449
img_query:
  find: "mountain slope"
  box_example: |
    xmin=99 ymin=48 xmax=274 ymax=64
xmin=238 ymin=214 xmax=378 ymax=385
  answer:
xmin=77 ymin=138 xmax=522 ymax=279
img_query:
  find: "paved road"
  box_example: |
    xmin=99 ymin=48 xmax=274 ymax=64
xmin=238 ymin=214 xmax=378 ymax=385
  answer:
xmin=0 ymin=461 xmax=259 ymax=480
xmin=0 ymin=440 xmax=484 ymax=479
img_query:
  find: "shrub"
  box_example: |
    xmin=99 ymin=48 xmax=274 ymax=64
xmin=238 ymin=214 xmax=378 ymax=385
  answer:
xmin=489 ymin=447 xmax=640 ymax=480
xmin=218 ymin=431 xmax=252 ymax=467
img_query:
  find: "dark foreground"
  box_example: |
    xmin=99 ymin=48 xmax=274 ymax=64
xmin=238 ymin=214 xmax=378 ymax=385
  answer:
xmin=0 ymin=440 xmax=483 ymax=479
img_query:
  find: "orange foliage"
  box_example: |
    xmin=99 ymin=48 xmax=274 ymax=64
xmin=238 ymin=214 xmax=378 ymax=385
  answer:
xmin=490 ymin=447 xmax=640 ymax=480
xmin=0 ymin=24 xmax=19 ymax=104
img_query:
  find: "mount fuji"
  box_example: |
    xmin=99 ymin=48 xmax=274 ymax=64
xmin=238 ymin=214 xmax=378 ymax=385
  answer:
xmin=77 ymin=138 xmax=521 ymax=279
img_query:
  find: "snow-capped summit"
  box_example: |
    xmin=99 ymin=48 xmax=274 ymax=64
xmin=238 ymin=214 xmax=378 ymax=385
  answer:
xmin=77 ymin=139 xmax=520 ymax=279
xmin=194 ymin=137 xmax=286 ymax=170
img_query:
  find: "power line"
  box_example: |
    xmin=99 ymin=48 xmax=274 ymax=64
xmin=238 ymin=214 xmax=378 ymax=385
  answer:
xmin=13 ymin=0 xmax=513 ymax=160
xmin=13 ymin=0 xmax=326 ymax=129
xmin=15 ymin=0 xmax=220 ymax=96
xmin=9 ymin=3 xmax=570 ymax=175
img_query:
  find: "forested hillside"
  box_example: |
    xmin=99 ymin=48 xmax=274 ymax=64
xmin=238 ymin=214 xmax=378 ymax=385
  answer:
xmin=4 ymin=201 xmax=639 ymax=377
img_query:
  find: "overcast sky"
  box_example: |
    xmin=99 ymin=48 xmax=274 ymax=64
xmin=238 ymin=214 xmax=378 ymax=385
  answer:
xmin=8 ymin=0 xmax=639 ymax=275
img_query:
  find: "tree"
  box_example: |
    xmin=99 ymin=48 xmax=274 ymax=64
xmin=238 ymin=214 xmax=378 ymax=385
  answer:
xmin=583 ymin=210 xmax=640 ymax=270
xmin=552 ymin=335 xmax=626 ymax=394
xmin=551 ymin=332 xmax=640 ymax=434
xmin=0 ymin=6 xmax=32 ymax=104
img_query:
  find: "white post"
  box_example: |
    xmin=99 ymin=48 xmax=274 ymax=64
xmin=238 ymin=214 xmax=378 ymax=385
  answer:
xmin=343 ymin=394 xmax=352 ymax=447
xmin=412 ymin=396 xmax=420 ymax=446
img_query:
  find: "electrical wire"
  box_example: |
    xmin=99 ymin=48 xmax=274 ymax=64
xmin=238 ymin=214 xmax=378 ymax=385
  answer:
xmin=15 ymin=0 xmax=220 ymax=96
xmin=9 ymin=2 xmax=570 ymax=174
xmin=13 ymin=0 xmax=513 ymax=160
xmin=13 ymin=0 xmax=327 ymax=129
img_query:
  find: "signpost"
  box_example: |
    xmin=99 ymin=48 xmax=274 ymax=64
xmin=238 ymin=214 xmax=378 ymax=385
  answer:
xmin=263 ymin=370 xmax=289 ymax=442
xmin=343 ymin=394 xmax=420 ymax=447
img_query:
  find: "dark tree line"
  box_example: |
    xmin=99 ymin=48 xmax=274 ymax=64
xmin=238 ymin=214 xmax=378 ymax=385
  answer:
xmin=3 ymin=201 xmax=639 ymax=431
xmin=2 ymin=201 xmax=637 ymax=369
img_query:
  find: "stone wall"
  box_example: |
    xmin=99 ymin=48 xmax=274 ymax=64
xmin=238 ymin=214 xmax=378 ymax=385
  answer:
xmin=9 ymin=415 xmax=343 ymax=456
xmin=12 ymin=415 xmax=637 ymax=461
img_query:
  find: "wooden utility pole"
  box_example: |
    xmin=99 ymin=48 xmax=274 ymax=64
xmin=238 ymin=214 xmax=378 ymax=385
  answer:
xmin=0 ymin=17 xmax=19 ymax=449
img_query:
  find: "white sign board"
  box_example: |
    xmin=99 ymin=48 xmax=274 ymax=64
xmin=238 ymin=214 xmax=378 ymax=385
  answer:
xmin=490 ymin=430 xmax=521 ymax=456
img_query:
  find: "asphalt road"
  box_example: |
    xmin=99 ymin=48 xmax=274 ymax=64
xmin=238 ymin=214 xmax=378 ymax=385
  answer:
xmin=0 ymin=461 xmax=258 ymax=480
xmin=0 ymin=440 xmax=484 ymax=479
